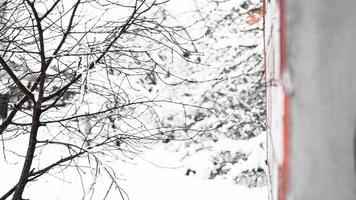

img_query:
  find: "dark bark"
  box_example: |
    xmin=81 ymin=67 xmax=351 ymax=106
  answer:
xmin=11 ymin=105 xmax=41 ymax=200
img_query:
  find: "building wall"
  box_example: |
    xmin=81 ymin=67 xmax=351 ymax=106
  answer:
xmin=264 ymin=0 xmax=288 ymax=199
xmin=287 ymin=0 xmax=356 ymax=199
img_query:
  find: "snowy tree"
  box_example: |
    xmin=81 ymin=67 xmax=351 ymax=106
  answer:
xmin=0 ymin=0 xmax=206 ymax=199
xmin=148 ymin=0 xmax=267 ymax=187
xmin=0 ymin=0 xmax=268 ymax=199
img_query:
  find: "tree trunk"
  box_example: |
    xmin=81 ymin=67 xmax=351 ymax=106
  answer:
xmin=12 ymin=105 xmax=41 ymax=200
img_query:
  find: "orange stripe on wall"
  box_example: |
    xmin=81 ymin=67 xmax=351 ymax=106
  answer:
xmin=279 ymin=0 xmax=290 ymax=200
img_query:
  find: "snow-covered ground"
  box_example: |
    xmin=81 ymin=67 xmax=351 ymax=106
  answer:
xmin=0 ymin=144 xmax=267 ymax=200
xmin=120 ymin=147 xmax=268 ymax=200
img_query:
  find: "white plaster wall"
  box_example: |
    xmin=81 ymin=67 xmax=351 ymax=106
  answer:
xmin=288 ymin=0 xmax=356 ymax=199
